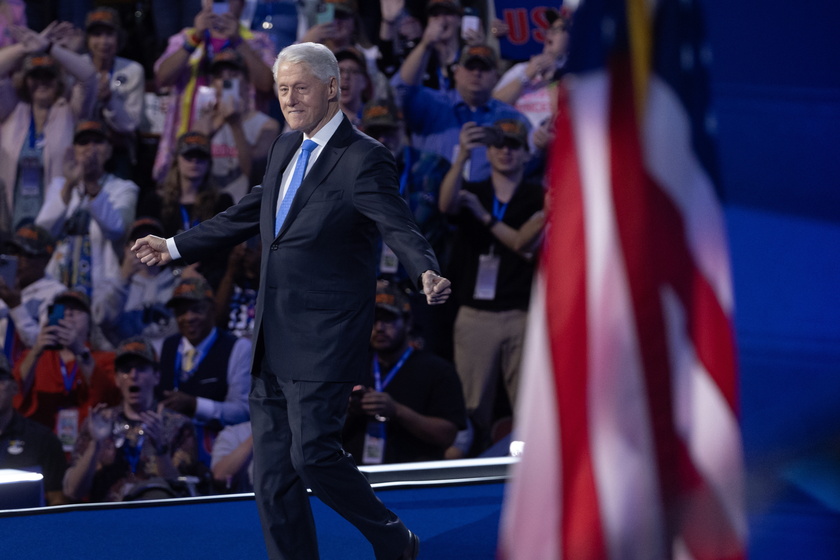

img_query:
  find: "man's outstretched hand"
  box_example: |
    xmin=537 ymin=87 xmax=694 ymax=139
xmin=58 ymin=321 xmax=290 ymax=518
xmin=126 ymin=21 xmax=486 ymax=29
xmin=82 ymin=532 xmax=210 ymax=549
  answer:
xmin=131 ymin=235 xmax=172 ymax=267
xmin=421 ymin=270 xmax=451 ymax=305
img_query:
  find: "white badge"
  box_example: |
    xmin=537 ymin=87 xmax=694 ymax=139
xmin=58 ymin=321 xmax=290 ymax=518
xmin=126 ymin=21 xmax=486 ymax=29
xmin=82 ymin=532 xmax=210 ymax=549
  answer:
xmin=56 ymin=408 xmax=80 ymax=452
xmin=362 ymin=420 xmax=386 ymax=464
xmin=473 ymin=251 xmax=500 ymax=300
xmin=379 ymin=243 xmax=399 ymax=274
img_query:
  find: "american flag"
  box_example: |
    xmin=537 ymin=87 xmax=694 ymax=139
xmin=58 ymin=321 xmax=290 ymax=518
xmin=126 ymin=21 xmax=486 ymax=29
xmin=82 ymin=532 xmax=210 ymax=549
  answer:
xmin=498 ymin=0 xmax=747 ymax=558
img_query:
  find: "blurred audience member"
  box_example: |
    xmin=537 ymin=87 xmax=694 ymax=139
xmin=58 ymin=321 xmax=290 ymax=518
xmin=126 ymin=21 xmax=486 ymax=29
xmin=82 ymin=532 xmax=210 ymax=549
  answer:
xmin=142 ymin=131 xmax=233 ymax=288
xmin=0 ymin=24 xmax=97 ymax=236
xmin=36 ymin=120 xmax=139 ymax=327
xmin=300 ymin=0 xmax=391 ymax=99
xmin=96 ymin=218 xmax=179 ymax=351
xmin=387 ymin=0 xmax=484 ymax=93
xmin=493 ymin=7 xmax=571 ymax=147
xmin=152 ymin=0 xmax=275 ymax=183
xmin=336 ymin=47 xmax=373 ymax=126
xmin=63 ymin=336 xmax=198 ymax=502
xmin=0 ymin=0 xmax=26 ymax=49
xmin=0 ymin=352 xmax=68 ymax=505
xmin=214 ymin=236 xmax=260 ymax=340
xmin=76 ymin=7 xmax=144 ymax=180
xmin=392 ymin=44 xmax=529 ymax=182
xmin=210 ymin=419 xmax=252 ymax=493
xmin=0 ymin=224 xmax=65 ymax=360
xmin=158 ymin=277 xmax=251 ymax=465
xmin=194 ymin=49 xmax=279 ymax=203
xmin=13 ymin=289 xmax=120 ymax=452
xmin=343 ymin=282 xmax=466 ymax=464
xmin=438 ymin=119 xmax=545 ymax=453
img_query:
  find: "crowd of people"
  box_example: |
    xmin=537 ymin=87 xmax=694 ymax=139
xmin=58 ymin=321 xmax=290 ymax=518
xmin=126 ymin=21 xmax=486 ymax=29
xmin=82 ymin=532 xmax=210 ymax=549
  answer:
xmin=0 ymin=0 xmax=571 ymax=505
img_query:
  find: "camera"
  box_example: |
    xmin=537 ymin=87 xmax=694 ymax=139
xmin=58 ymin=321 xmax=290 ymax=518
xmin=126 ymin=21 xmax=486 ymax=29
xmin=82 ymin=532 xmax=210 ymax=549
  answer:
xmin=477 ymin=126 xmax=504 ymax=147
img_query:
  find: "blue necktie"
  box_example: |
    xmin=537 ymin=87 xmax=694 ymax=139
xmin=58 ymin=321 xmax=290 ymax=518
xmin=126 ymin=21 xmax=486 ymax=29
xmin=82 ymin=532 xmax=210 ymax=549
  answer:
xmin=275 ymin=139 xmax=318 ymax=237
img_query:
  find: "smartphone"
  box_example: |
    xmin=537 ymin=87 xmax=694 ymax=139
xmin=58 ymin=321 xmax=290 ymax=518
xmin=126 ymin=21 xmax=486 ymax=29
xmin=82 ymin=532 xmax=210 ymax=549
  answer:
xmin=46 ymin=303 xmax=65 ymax=349
xmin=477 ymin=125 xmax=504 ymax=146
xmin=461 ymin=8 xmax=480 ymax=40
xmin=221 ymin=77 xmax=239 ymax=106
xmin=195 ymin=85 xmax=217 ymax=113
xmin=316 ymin=3 xmax=335 ymax=25
xmin=0 ymin=254 xmax=17 ymax=288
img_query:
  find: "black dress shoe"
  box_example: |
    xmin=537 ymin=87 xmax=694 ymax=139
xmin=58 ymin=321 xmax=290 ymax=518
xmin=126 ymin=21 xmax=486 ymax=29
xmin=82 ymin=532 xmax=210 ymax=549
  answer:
xmin=399 ymin=530 xmax=420 ymax=559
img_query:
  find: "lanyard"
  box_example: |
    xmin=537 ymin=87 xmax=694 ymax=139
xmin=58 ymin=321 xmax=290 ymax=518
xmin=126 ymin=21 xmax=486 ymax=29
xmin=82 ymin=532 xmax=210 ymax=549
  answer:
xmin=372 ymin=347 xmax=414 ymax=392
xmin=399 ymin=146 xmax=412 ymax=197
xmin=180 ymin=205 xmax=199 ymax=231
xmin=174 ymin=328 xmax=218 ymax=388
xmin=59 ymin=356 xmax=79 ymax=394
xmin=28 ymin=110 xmax=44 ymax=150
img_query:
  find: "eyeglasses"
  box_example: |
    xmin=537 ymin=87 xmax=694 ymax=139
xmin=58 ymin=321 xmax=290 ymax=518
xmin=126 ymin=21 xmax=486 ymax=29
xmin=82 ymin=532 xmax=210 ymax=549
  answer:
xmin=493 ymin=138 xmax=526 ymax=150
xmin=74 ymin=136 xmax=107 ymax=146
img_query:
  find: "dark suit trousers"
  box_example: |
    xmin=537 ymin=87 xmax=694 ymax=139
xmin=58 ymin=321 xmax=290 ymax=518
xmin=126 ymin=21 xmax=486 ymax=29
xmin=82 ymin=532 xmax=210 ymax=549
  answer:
xmin=250 ymin=362 xmax=409 ymax=560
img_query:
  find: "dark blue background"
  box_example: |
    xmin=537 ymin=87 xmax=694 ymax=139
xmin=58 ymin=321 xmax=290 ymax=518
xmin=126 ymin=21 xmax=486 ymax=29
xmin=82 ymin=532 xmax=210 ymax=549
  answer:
xmin=704 ymin=0 xmax=840 ymax=556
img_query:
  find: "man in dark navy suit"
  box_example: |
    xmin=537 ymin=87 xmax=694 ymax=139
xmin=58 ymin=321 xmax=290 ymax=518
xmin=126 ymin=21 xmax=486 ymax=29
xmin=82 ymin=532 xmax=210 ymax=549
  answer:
xmin=133 ymin=42 xmax=449 ymax=560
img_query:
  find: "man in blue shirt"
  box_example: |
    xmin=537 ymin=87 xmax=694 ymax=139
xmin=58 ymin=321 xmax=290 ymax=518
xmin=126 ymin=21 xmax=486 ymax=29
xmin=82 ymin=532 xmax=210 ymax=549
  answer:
xmin=391 ymin=44 xmax=530 ymax=182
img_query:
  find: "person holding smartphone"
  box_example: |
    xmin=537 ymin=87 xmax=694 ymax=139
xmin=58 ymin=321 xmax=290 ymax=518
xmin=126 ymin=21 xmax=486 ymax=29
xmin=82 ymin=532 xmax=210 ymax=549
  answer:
xmin=0 ymin=224 xmax=66 ymax=361
xmin=13 ymin=289 xmax=120 ymax=453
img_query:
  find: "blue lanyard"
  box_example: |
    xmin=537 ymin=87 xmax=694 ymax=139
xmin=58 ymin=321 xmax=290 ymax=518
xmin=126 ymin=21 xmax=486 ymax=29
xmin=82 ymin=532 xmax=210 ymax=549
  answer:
xmin=59 ymin=356 xmax=79 ymax=394
xmin=492 ymin=195 xmax=509 ymax=221
xmin=399 ymin=146 xmax=412 ymax=197
xmin=180 ymin=205 xmax=199 ymax=231
xmin=174 ymin=328 xmax=218 ymax=387
xmin=372 ymin=347 xmax=414 ymax=392
xmin=28 ymin=111 xmax=44 ymax=150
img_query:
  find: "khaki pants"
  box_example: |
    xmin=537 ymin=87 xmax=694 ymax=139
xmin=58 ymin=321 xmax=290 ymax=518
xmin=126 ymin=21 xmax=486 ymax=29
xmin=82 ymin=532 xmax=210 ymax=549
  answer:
xmin=453 ymin=306 xmax=527 ymax=437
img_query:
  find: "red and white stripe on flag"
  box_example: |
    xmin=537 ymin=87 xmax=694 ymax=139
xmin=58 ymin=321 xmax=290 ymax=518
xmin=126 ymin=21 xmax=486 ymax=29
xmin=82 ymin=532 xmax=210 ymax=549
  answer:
xmin=498 ymin=0 xmax=747 ymax=558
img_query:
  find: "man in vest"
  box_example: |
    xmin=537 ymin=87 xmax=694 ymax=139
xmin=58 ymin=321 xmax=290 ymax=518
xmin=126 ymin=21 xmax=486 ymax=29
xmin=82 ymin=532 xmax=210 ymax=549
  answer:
xmin=157 ymin=276 xmax=250 ymax=465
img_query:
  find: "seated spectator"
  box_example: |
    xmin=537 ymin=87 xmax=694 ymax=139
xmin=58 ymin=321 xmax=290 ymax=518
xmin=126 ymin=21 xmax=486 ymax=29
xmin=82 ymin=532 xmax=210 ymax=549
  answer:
xmin=343 ymin=281 xmax=466 ymax=464
xmin=438 ymin=118 xmax=545 ymax=454
xmin=392 ymin=43 xmax=530 ymax=182
xmin=194 ymin=48 xmax=279 ymax=203
xmin=0 ymin=224 xmax=65 ymax=361
xmin=382 ymin=0 xmax=484 ymax=92
xmin=141 ymin=131 xmax=233 ymax=289
xmin=157 ymin=277 xmax=251 ymax=466
xmin=0 ymin=352 xmax=68 ymax=506
xmin=36 ymin=120 xmax=139 ymax=329
xmin=76 ymin=7 xmax=145 ymax=181
xmin=152 ymin=0 xmax=276 ymax=183
xmin=96 ymin=218 xmax=179 ymax=352
xmin=336 ymin=47 xmax=373 ymax=127
xmin=214 ymin=235 xmax=260 ymax=340
xmin=0 ymin=24 xmax=97 ymax=237
xmin=13 ymin=289 xmax=120 ymax=452
xmin=493 ymin=7 xmax=571 ymax=150
xmin=63 ymin=336 xmax=198 ymax=502
xmin=210 ymin=419 xmax=252 ymax=493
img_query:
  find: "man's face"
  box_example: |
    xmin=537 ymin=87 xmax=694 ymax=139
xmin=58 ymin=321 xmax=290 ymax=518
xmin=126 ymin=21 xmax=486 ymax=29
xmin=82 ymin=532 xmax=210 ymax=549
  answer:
xmin=454 ymin=61 xmax=498 ymax=100
xmin=487 ymin=136 xmax=529 ymax=174
xmin=276 ymin=61 xmax=338 ymax=136
xmin=61 ymin=304 xmax=91 ymax=344
xmin=115 ymin=360 xmax=159 ymax=408
xmin=15 ymin=252 xmax=50 ymax=287
xmin=338 ymin=59 xmax=368 ymax=107
xmin=370 ymin=308 xmax=408 ymax=354
xmin=173 ymin=299 xmax=216 ymax=345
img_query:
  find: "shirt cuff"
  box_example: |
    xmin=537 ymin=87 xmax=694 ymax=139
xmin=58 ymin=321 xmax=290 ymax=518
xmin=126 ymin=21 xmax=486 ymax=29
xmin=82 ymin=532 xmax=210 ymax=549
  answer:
xmin=194 ymin=396 xmax=215 ymax=422
xmin=166 ymin=237 xmax=182 ymax=260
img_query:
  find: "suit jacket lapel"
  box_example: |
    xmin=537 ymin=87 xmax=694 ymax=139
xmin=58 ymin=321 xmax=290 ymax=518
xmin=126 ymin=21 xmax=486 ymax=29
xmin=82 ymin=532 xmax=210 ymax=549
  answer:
xmin=274 ymin=118 xmax=353 ymax=240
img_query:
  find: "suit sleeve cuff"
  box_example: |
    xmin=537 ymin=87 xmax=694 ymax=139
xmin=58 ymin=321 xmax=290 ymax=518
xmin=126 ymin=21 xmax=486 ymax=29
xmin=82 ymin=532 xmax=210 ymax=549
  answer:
xmin=166 ymin=237 xmax=182 ymax=260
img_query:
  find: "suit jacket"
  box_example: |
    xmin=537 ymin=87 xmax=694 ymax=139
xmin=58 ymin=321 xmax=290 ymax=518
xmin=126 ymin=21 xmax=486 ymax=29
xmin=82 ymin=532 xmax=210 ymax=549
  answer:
xmin=174 ymin=116 xmax=439 ymax=383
